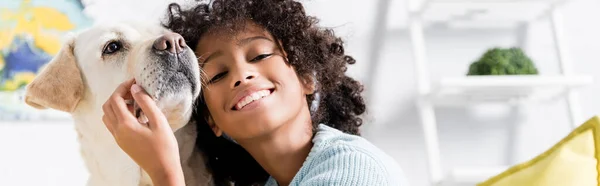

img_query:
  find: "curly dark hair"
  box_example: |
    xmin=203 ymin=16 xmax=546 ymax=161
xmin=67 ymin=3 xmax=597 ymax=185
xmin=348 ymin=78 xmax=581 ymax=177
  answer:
xmin=163 ymin=0 xmax=366 ymax=185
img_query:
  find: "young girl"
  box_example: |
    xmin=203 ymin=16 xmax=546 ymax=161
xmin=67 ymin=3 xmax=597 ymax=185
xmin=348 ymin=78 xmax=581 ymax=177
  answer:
xmin=102 ymin=0 xmax=408 ymax=185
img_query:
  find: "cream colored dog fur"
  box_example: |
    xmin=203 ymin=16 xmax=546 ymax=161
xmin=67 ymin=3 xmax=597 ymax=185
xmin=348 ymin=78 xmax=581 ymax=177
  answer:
xmin=24 ymin=22 xmax=212 ymax=186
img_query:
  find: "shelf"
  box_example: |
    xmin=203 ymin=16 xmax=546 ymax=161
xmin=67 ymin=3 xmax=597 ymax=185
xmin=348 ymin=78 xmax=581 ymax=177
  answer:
xmin=407 ymin=0 xmax=585 ymax=185
xmin=439 ymin=166 xmax=510 ymax=185
xmin=408 ymin=0 xmax=569 ymax=29
xmin=423 ymin=75 xmax=594 ymax=106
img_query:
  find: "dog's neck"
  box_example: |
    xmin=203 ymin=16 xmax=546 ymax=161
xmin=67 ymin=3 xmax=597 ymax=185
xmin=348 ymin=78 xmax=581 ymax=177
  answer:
xmin=69 ymin=92 xmax=210 ymax=186
xmin=72 ymin=97 xmax=112 ymax=140
xmin=66 ymin=91 xmax=148 ymax=185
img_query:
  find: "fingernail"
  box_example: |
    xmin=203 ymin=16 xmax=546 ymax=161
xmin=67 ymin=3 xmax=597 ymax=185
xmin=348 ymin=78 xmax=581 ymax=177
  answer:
xmin=131 ymin=84 xmax=142 ymax=94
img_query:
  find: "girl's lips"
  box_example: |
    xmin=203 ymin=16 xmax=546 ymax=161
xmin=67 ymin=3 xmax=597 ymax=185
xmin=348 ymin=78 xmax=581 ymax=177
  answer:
xmin=232 ymin=88 xmax=275 ymax=110
xmin=230 ymin=85 xmax=275 ymax=109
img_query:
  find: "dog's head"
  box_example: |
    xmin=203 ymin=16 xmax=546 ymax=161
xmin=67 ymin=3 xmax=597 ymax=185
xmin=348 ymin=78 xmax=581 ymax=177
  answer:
xmin=24 ymin=22 xmax=201 ymax=130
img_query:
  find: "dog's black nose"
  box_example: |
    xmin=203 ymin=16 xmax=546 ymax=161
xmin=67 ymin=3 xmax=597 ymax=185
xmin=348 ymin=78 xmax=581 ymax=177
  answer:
xmin=153 ymin=33 xmax=187 ymax=54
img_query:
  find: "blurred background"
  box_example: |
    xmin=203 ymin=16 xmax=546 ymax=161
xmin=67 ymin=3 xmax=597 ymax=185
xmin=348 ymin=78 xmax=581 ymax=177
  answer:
xmin=1 ymin=0 xmax=599 ymax=186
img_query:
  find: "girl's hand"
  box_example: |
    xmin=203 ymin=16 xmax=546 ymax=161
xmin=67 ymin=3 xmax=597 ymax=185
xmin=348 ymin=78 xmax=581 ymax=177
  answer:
xmin=102 ymin=78 xmax=185 ymax=186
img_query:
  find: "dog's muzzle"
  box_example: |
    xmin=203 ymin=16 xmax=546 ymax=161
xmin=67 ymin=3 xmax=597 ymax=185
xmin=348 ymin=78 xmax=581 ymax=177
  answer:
xmin=131 ymin=32 xmax=197 ymax=124
xmin=153 ymin=32 xmax=187 ymax=55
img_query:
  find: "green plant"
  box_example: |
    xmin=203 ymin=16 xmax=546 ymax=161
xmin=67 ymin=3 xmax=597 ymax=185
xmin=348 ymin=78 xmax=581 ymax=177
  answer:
xmin=467 ymin=47 xmax=538 ymax=75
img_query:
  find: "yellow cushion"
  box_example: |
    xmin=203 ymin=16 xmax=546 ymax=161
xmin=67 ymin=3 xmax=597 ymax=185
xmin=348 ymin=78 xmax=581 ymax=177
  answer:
xmin=478 ymin=116 xmax=600 ymax=186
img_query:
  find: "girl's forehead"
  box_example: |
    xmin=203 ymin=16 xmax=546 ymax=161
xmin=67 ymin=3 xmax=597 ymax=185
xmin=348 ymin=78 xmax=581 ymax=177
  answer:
xmin=195 ymin=26 xmax=273 ymax=52
xmin=194 ymin=26 xmax=276 ymax=66
xmin=200 ymin=21 xmax=271 ymax=43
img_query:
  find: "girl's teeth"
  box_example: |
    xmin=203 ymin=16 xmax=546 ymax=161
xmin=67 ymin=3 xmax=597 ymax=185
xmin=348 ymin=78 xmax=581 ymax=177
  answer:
xmin=237 ymin=90 xmax=272 ymax=109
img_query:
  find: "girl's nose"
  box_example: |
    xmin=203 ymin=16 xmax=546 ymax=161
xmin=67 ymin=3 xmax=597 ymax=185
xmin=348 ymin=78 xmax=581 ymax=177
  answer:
xmin=232 ymin=73 xmax=256 ymax=88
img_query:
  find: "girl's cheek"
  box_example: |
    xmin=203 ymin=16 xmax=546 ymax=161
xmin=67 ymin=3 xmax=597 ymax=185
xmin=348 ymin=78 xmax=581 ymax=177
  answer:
xmin=206 ymin=90 xmax=225 ymax=109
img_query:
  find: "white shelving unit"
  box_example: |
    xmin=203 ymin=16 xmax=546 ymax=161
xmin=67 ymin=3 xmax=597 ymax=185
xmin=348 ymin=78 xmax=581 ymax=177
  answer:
xmin=429 ymin=75 xmax=593 ymax=106
xmin=406 ymin=0 xmax=594 ymax=185
xmin=408 ymin=0 xmax=569 ymax=29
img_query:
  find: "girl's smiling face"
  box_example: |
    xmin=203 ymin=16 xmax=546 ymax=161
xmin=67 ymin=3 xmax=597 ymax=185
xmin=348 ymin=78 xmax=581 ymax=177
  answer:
xmin=196 ymin=22 xmax=314 ymax=140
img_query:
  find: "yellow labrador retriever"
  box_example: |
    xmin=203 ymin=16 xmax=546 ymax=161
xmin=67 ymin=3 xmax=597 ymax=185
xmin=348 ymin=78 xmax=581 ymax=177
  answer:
xmin=24 ymin=22 xmax=211 ymax=186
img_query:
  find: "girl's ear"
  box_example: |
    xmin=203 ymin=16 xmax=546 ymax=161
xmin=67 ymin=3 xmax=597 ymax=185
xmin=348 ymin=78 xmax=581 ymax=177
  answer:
xmin=301 ymin=74 xmax=316 ymax=95
xmin=207 ymin=115 xmax=223 ymax=137
xmin=301 ymin=70 xmax=317 ymax=95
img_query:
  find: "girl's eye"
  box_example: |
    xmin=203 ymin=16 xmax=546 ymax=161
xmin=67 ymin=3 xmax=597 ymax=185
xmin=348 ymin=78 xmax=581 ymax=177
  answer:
xmin=209 ymin=72 xmax=227 ymax=84
xmin=250 ymin=53 xmax=273 ymax=62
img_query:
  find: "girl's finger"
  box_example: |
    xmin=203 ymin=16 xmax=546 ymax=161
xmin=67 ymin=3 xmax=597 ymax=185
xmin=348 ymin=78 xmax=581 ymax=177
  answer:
xmin=130 ymin=84 xmax=168 ymax=130
xmin=102 ymin=101 xmax=117 ymax=131
xmin=114 ymin=78 xmax=136 ymax=97
xmin=102 ymin=115 xmax=115 ymax=135
xmin=110 ymin=79 xmax=137 ymax=122
xmin=111 ymin=94 xmax=137 ymax=123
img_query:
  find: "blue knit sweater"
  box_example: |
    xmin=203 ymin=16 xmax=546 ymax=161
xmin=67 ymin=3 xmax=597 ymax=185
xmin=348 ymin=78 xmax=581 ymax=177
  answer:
xmin=264 ymin=124 xmax=409 ymax=186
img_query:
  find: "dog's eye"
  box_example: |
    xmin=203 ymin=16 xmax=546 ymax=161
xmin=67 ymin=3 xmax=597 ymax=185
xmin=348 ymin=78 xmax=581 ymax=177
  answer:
xmin=103 ymin=41 xmax=122 ymax=54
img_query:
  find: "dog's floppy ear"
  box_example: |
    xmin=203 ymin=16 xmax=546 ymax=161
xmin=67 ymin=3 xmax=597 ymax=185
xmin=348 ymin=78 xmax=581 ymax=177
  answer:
xmin=25 ymin=38 xmax=84 ymax=113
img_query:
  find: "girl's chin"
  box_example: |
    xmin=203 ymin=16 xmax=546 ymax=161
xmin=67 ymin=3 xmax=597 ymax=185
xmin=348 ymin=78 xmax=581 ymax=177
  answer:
xmin=230 ymin=119 xmax=283 ymax=135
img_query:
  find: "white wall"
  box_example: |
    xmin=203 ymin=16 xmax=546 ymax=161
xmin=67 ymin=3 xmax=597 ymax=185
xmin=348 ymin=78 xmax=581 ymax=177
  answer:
xmin=1 ymin=0 xmax=599 ymax=186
